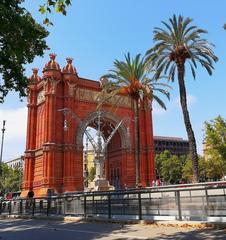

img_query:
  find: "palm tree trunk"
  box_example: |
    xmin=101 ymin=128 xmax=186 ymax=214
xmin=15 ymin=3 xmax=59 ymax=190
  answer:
xmin=177 ymin=63 xmax=199 ymax=182
xmin=134 ymin=98 xmax=140 ymax=186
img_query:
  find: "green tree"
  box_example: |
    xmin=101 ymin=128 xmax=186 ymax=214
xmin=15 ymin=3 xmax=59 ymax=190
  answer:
xmin=206 ymin=155 xmax=225 ymax=181
xmin=0 ymin=163 xmax=22 ymax=194
xmin=0 ymin=0 xmax=49 ymax=102
xmin=155 ymin=150 xmax=171 ymax=179
xmin=204 ymin=116 xmax=226 ymax=161
xmin=146 ymin=15 xmax=218 ymax=182
xmin=182 ymin=156 xmax=207 ymax=182
xmin=98 ymin=53 xmax=170 ymax=185
xmin=160 ymin=152 xmax=183 ymax=184
xmin=155 ymin=153 xmax=163 ymax=179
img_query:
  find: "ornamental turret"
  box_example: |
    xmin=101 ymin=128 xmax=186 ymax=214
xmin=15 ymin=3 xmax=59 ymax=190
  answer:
xmin=63 ymin=57 xmax=77 ymax=75
xmin=29 ymin=68 xmax=41 ymax=84
xmin=43 ymin=53 xmax=61 ymax=81
xmin=42 ymin=54 xmax=61 ymax=95
xmin=27 ymin=68 xmax=41 ymax=105
xmin=62 ymin=57 xmax=78 ymax=96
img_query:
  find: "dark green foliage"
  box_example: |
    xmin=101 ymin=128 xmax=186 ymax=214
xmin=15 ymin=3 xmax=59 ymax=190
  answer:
xmin=0 ymin=163 xmax=23 ymax=194
xmin=155 ymin=150 xmax=183 ymax=184
xmin=0 ymin=0 xmax=49 ymax=102
xmin=204 ymin=116 xmax=226 ymax=161
xmin=155 ymin=150 xmax=209 ymax=183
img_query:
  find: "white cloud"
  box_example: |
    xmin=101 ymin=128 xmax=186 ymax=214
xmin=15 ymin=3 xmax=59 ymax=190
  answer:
xmin=153 ymin=94 xmax=197 ymax=116
xmin=174 ymin=94 xmax=197 ymax=107
xmin=0 ymin=107 xmax=27 ymax=161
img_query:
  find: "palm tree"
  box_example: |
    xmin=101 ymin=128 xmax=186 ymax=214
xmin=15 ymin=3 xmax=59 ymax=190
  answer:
xmin=98 ymin=53 xmax=170 ymax=186
xmin=146 ymin=15 xmax=218 ymax=182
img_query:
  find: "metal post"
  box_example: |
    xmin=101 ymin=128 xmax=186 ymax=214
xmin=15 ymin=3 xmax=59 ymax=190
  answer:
xmin=138 ymin=192 xmax=142 ymax=220
xmin=57 ymin=199 xmax=61 ymax=215
xmin=205 ymin=188 xmax=209 ymax=217
xmin=18 ymin=156 xmax=23 ymax=191
xmin=47 ymin=199 xmax=51 ymax=216
xmin=0 ymin=201 xmax=2 ymax=215
xmin=176 ymin=191 xmax=182 ymax=221
xmin=19 ymin=200 xmax=23 ymax=214
xmin=92 ymin=195 xmax=95 ymax=215
xmin=0 ymin=120 xmax=6 ymax=176
xmin=8 ymin=201 xmax=11 ymax=215
xmin=84 ymin=195 xmax=87 ymax=218
xmin=63 ymin=197 xmax=66 ymax=215
xmin=32 ymin=198 xmax=35 ymax=216
xmin=108 ymin=194 xmax=111 ymax=219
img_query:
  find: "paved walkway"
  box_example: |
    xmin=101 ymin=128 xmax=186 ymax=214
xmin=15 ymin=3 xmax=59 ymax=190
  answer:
xmin=0 ymin=219 xmax=226 ymax=239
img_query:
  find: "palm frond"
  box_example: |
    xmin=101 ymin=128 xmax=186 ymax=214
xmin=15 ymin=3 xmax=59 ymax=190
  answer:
xmin=153 ymin=95 xmax=167 ymax=110
xmin=145 ymin=14 xmax=217 ymax=81
xmin=99 ymin=52 xmax=170 ymax=110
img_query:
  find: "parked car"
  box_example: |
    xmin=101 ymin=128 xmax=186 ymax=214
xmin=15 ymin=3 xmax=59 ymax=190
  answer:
xmin=5 ymin=191 xmax=21 ymax=200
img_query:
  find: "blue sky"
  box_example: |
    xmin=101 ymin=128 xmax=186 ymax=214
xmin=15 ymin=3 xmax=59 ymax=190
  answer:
xmin=1 ymin=0 xmax=226 ymax=160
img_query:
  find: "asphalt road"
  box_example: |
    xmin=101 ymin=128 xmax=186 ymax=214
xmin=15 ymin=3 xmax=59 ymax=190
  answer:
xmin=0 ymin=219 xmax=225 ymax=240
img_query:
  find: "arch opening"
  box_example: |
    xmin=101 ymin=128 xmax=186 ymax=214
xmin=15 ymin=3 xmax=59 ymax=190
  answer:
xmin=79 ymin=111 xmax=130 ymax=190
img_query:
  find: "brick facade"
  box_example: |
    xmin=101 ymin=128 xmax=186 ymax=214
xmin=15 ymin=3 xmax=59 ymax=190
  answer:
xmin=22 ymin=54 xmax=155 ymax=197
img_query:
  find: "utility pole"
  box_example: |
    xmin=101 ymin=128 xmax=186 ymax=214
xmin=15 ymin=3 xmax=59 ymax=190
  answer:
xmin=0 ymin=120 xmax=6 ymax=176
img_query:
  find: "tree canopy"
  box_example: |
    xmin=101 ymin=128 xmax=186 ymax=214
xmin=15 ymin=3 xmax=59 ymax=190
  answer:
xmin=204 ymin=116 xmax=226 ymax=163
xmin=0 ymin=163 xmax=22 ymax=194
xmin=0 ymin=0 xmax=49 ymax=102
xmin=155 ymin=150 xmax=184 ymax=184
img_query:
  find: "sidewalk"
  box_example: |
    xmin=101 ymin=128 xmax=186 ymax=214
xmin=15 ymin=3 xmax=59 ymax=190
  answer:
xmin=2 ymin=214 xmax=226 ymax=230
xmin=0 ymin=217 xmax=226 ymax=240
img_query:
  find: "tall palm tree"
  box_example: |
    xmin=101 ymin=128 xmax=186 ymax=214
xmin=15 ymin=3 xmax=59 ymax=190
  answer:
xmin=98 ymin=53 xmax=170 ymax=186
xmin=146 ymin=15 xmax=218 ymax=182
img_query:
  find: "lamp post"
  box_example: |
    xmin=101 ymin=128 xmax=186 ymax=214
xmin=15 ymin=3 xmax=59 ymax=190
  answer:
xmin=0 ymin=120 xmax=6 ymax=176
xmin=83 ymin=136 xmax=89 ymax=188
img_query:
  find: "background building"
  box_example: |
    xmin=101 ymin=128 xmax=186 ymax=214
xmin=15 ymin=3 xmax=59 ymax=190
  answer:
xmin=5 ymin=156 xmax=24 ymax=171
xmin=154 ymin=136 xmax=189 ymax=156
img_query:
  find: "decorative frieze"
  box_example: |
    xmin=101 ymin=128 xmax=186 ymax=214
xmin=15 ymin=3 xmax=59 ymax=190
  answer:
xmin=67 ymin=81 xmax=77 ymax=97
xmin=37 ymin=89 xmax=45 ymax=104
xmin=75 ymin=87 xmax=132 ymax=107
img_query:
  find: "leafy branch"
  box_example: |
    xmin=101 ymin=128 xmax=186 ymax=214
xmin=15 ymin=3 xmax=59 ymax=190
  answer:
xmin=39 ymin=0 xmax=72 ymax=25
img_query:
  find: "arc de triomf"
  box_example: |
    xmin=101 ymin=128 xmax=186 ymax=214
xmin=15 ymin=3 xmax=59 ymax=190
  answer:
xmin=22 ymin=54 xmax=155 ymax=197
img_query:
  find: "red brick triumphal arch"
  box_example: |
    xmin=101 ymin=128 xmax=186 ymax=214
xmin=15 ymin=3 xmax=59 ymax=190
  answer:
xmin=22 ymin=54 xmax=156 ymax=197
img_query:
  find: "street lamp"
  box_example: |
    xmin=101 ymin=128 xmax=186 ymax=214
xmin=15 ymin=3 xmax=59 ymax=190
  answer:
xmin=0 ymin=120 xmax=6 ymax=176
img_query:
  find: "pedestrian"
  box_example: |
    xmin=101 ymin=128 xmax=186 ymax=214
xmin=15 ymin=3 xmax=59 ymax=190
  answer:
xmin=156 ymin=178 xmax=161 ymax=187
xmin=27 ymin=188 xmax=34 ymax=207
xmin=28 ymin=189 xmax=34 ymax=199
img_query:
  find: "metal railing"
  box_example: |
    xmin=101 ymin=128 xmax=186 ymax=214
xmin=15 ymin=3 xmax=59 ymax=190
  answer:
xmin=1 ymin=182 xmax=226 ymax=222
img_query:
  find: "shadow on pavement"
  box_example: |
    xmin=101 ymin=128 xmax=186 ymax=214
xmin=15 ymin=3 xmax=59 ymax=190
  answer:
xmin=0 ymin=219 xmax=226 ymax=240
